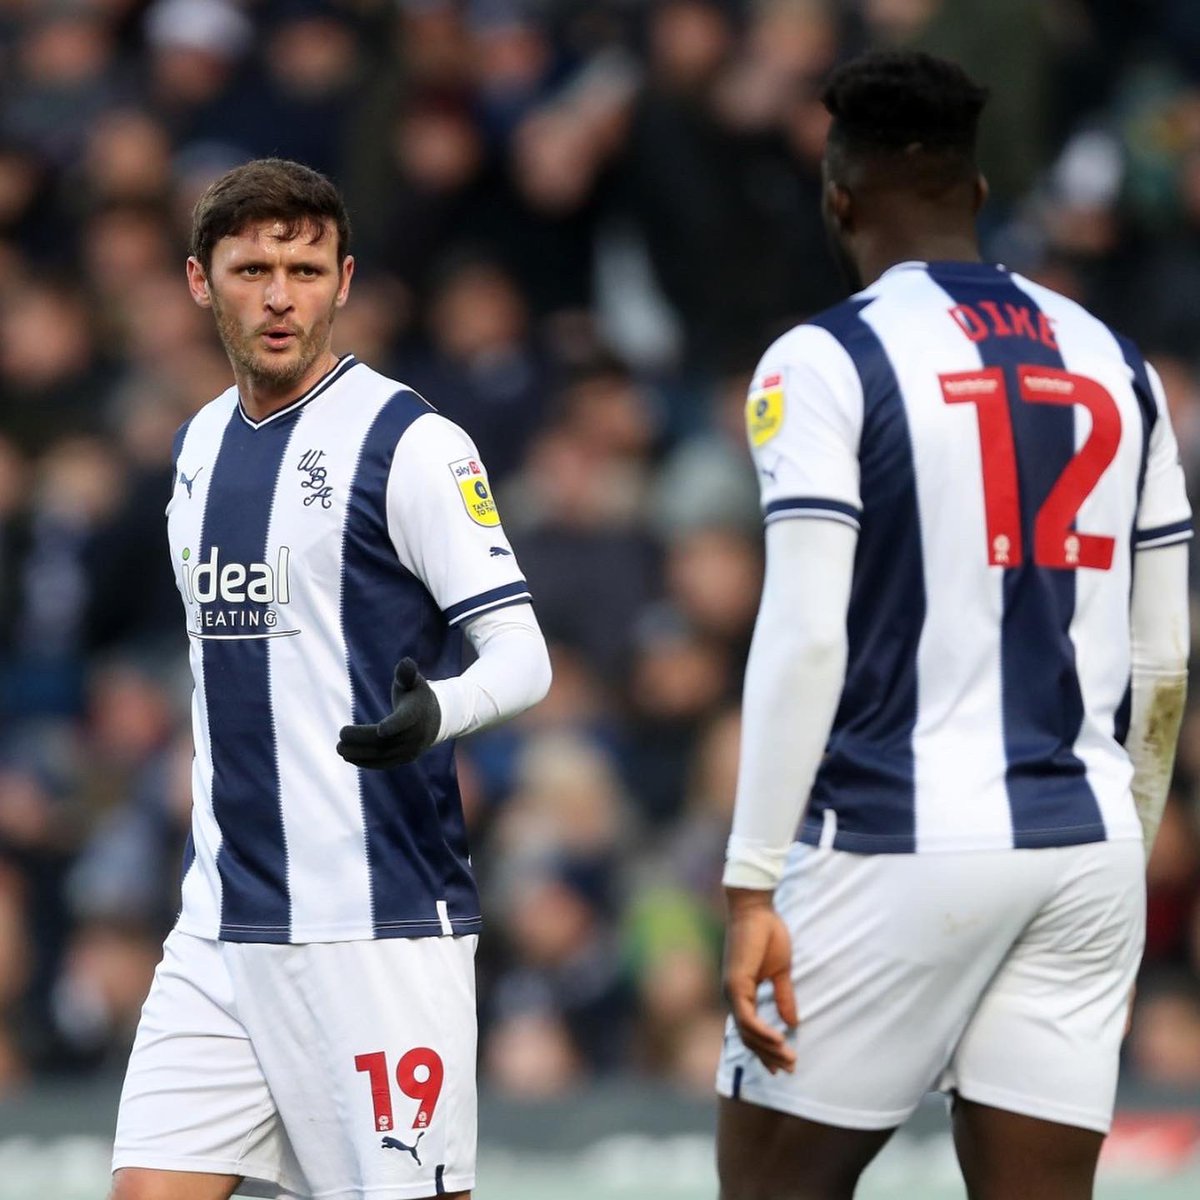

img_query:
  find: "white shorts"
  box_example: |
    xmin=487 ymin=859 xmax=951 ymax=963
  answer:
xmin=113 ymin=929 xmax=478 ymax=1199
xmin=716 ymin=839 xmax=1144 ymax=1135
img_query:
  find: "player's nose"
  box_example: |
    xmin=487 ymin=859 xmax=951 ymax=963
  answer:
xmin=263 ymin=271 xmax=293 ymax=311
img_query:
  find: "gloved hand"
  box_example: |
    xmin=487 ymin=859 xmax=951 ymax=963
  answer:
xmin=337 ymin=658 xmax=441 ymax=769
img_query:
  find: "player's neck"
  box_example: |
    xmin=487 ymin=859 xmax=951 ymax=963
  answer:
xmin=235 ymin=349 xmax=340 ymax=422
xmin=855 ymin=229 xmax=982 ymax=288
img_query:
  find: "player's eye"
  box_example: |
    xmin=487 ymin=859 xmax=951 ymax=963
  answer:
xmin=242 ymin=265 xmax=264 ymax=277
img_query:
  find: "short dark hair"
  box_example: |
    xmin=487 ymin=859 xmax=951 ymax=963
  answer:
xmin=190 ymin=158 xmax=351 ymax=272
xmin=822 ymin=51 xmax=988 ymax=180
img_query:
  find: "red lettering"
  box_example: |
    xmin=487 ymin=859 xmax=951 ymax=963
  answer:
xmin=355 ymin=1047 xmax=446 ymax=1133
xmin=355 ymin=1052 xmax=395 ymax=1133
xmin=979 ymin=301 xmax=1013 ymax=337
xmin=1038 ymin=313 xmax=1058 ymax=350
xmin=949 ymin=304 xmax=988 ymax=342
xmin=396 ymin=1048 xmax=444 ymax=1129
xmin=941 ymin=369 xmax=1022 ymax=566
xmin=1019 ymin=367 xmax=1118 ymax=570
xmin=1005 ymin=304 xmax=1037 ymax=340
xmin=941 ymin=365 xmax=1120 ymax=571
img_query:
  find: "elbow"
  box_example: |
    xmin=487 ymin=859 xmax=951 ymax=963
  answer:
xmin=1132 ymin=647 xmax=1190 ymax=680
xmin=791 ymin=622 xmax=847 ymax=680
xmin=530 ymin=641 xmax=553 ymax=707
xmin=761 ymin=625 xmax=846 ymax=697
xmin=802 ymin=641 xmax=847 ymax=689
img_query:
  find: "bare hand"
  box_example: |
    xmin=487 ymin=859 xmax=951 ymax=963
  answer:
xmin=723 ymin=888 xmax=798 ymax=1074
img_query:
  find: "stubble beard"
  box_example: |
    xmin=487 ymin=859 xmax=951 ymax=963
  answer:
xmin=210 ymin=291 xmax=337 ymax=394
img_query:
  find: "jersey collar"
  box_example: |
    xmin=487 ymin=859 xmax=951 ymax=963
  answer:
xmin=236 ymin=354 xmax=359 ymax=430
xmin=877 ymin=260 xmax=1009 ymax=282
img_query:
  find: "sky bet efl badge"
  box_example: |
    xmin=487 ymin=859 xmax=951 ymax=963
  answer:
xmin=449 ymin=457 xmax=500 ymax=527
xmin=747 ymin=373 xmax=784 ymax=447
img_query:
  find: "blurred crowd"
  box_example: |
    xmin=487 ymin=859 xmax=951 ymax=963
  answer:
xmin=2 ymin=0 xmax=1200 ymax=1105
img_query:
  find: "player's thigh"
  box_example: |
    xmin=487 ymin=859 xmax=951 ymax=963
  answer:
xmin=229 ymin=934 xmax=479 ymax=1200
xmin=110 ymin=1167 xmax=242 ymax=1200
xmin=943 ymin=840 xmax=1144 ymax=1135
xmin=717 ymin=845 xmax=1040 ymax=1130
xmin=718 ymin=1096 xmax=895 ymax=1200
xmin=112 ymin=931 xmax=304 ymax=1197
xmin=952 ymin=1097 xmax=1103 ymax=1200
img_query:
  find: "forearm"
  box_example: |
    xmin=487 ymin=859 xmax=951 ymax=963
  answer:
xmin=1126 ymin=542 xmax=1190 ymax=863
xmin=1127 ymin=672 xmax=1187 ymax=862
xmin=723 ymin=519 xmax=856 ymax=890
xmin=428 ymin=603 xmax=552 ymax=742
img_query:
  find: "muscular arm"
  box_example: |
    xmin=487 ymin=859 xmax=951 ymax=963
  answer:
xmin=1126 ymin=542 xmax=1189 ymax=863
xmin=428 ymin=602 xmax=552 ymax=743
xmin=723 ymin=518 xmax=857 ymax=889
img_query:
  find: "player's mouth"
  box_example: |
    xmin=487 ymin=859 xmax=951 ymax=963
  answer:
xmin=260 ymin=326 xmax=300 ymax=350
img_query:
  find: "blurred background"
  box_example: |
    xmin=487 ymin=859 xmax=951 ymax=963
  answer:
xmin=0 ymin=0 xmax=1198 ymax=1196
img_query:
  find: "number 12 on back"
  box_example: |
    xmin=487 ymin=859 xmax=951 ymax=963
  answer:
xmin=941 ymin=365 xmax=1121 ymax=570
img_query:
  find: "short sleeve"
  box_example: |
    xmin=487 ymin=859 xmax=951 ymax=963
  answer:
xmin=1135 ymin=363 xmax=1193 ymax=550
xmin=386 ymin=414 xmax=532 ymax=625
xmin=746 ymin=324 xmax=864 ymax=531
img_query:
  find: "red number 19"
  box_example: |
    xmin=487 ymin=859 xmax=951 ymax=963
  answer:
xmin=940 ymin=365 xmax=1121 ymax=570
xmin=354 ymin=1047 xmax=445 ymax=1132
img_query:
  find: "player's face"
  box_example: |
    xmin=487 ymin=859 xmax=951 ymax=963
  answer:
xmin=188 ymin=218 xmax=353 ymax=396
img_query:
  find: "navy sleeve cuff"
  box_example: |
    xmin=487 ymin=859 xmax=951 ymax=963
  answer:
xmin=443 ymin=581 xmax=532 ymax=626
xmin=764 ymin=497 xmax=861 ymax=530
xmin=1134 ymin=519 xmax=1193 ymax=550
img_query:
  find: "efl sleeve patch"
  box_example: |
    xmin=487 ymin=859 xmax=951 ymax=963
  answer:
xmin=449 ymin=457 xmax=500 ymax=527
xmin=747 ymin=374 xmax=784 ymax=447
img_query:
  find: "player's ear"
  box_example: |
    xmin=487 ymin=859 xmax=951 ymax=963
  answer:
xmin=335 ymin=254 xmax=355 ymax=308
xmin=973 ymin=172 xmax=989 ymax=215
xmin=825 ymin=179 xmax=854 ymax=233
xmin=186 ymin=256 xmax=213 ymax=309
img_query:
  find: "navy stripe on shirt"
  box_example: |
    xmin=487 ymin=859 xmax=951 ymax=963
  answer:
xmin=929 ymin=263 xmax=1104 ymax=849
xmin=342 ymin=393 xmax=481 ymax=938
xmin=801 ymin=299 xmax=925 ymax=854
xmin=201 ymin=407 xmax=298 ymax=940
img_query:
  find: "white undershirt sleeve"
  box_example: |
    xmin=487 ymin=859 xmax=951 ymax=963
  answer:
xmin=723 ymin=517 xmax=857 ymax=889
xmin=1126 ymin=541 xmax=1189 ymax=863
xmin=427 ymin=602 xmax=552 ymax=743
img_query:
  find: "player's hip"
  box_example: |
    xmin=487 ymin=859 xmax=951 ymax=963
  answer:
xmin=718 ymin=840 xmax=1143 ymax=1131
xmin=774 ymin=836 xmax=1144 ymax=969
xmin=802 ymin=759 xmax=1141 ymax=853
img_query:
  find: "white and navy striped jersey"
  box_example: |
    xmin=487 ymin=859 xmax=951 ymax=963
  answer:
xmin=167 ymin=355 xmax=532 ymax=943
xmin=749 ymin=260 xmax=1192 ymax=854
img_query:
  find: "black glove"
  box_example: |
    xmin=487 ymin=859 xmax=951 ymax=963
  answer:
xmin=337 ymin=658 xmax=441 ymax=769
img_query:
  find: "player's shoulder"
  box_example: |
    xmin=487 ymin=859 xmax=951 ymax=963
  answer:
xmin=172 ymin=384 xmax=239 ymax=461
xmin=1007 ymin=270 xmax=1141 ymax=355
xmin=348 ymin=364 xmax=478 ymax=461
xmin=752 ymin=302 xmax=867 ymax=415
xmin=756 ymin=299 xmax=866 ymax=378
xmin=336 ymin=362 xmax=444 ymax=440
xmin=334 ymin=359 xmax=425 ymax=413
xmin=744 ymin=307 xmax=866 ymax=449
xmin=1009 ymin=270 xmax=1157 ymax=388
xmin=196 ymin=382 xmax=240 ymax=420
